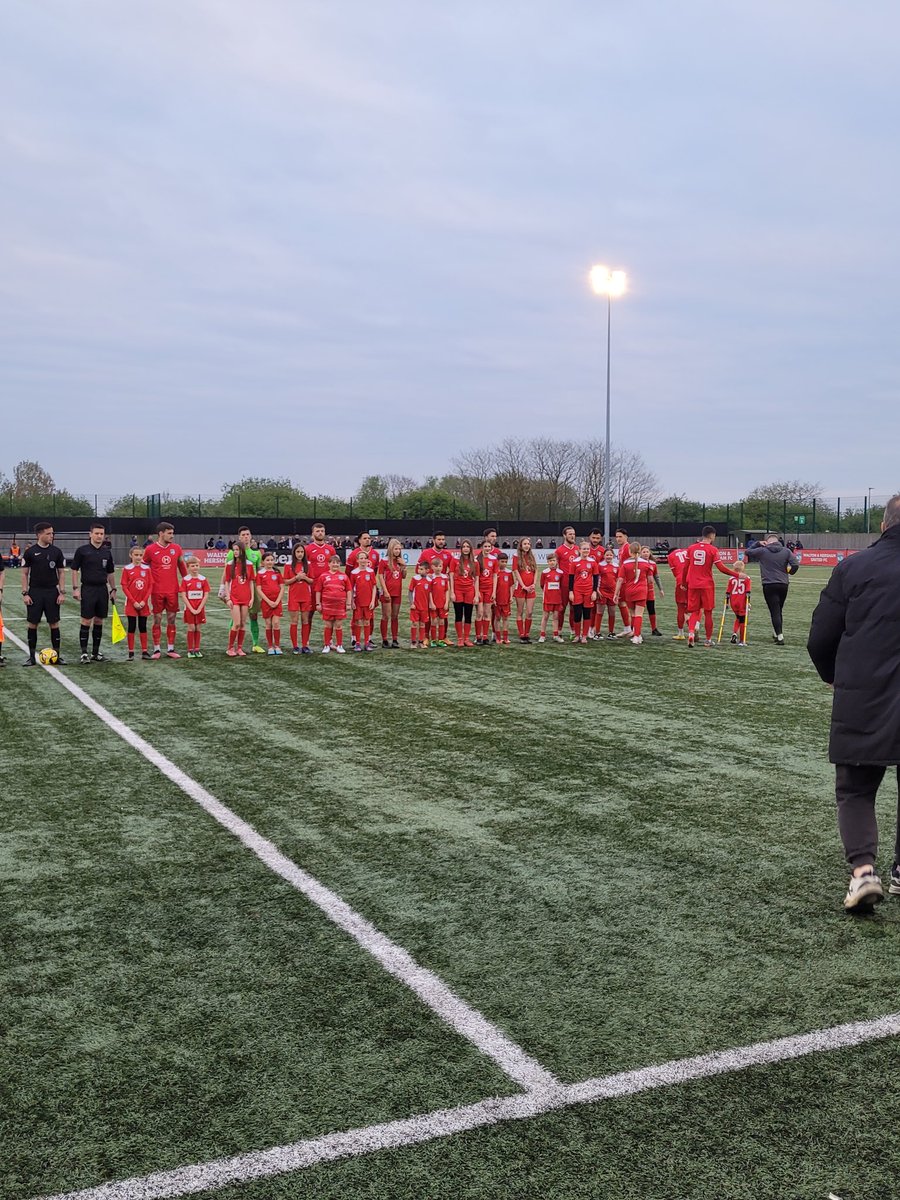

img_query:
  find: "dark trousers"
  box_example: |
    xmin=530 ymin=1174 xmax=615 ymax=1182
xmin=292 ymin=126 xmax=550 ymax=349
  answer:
xmin=835 ymin=764 xmax=900 ymax=868
xmin=762 ymin=582 xmax=789 ymax=635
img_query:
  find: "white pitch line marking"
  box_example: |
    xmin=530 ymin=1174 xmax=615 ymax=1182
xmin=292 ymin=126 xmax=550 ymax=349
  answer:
xmin=36 ymin=1012 xmax=900 ymax=1200
xmin=3 ymin=626 xmax=557 ymax=1094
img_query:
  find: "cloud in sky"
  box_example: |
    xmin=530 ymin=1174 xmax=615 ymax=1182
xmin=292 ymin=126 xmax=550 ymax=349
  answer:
xmin=2 ymin=0 xmax=898 ymax=503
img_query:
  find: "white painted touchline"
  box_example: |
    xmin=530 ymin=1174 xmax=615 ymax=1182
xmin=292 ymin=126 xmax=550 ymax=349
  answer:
xmin=4 ymin=626 xmax=558 ymax=1094
xmin=36 ymin=1012 xmax=900 ymax=1200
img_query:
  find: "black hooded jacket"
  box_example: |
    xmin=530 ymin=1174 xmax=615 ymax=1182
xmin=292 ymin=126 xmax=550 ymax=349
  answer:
xmin=807 ymin=525 xmax=900 ymax=765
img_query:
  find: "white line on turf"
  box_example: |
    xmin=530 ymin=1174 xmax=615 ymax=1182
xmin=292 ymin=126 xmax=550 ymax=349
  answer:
xmin=2 ymin=625 xmax=558 ymax=1095
xmin=36 ymin=1012 xmax=900 ymax=1200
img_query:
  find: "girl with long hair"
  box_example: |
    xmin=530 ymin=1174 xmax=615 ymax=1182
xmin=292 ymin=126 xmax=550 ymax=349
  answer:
xmin=377 ymin=539 xmax=406 ymax=648
xmin=513 ymin=536 xmax=537 ymax=643
xmin=449 ymin=539 xmax=476 ymax=647
xmin=224 ymin=541 xmax=256 ymax=656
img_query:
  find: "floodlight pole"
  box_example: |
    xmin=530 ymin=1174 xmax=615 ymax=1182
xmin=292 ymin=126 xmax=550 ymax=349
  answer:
xmin=604 ymin=293 xmax=612 ymax=543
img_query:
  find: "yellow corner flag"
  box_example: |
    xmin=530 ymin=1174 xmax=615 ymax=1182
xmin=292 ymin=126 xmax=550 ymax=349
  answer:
xmin=110 ymin=606 xmax=127 ymax=644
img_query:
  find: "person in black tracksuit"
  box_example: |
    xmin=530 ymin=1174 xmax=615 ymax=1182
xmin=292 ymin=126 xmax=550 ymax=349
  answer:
xmin=70 ymin=523 xmax=116 ymax=663
xmin=745 ymin=535 xmax=800 ymax=644
xmin=808 ymin=495 xmax=900 ymax=910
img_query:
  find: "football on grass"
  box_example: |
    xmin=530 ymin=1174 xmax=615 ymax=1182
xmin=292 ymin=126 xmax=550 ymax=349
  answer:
xmin=38 ymin=648 xmax=59 ymax=665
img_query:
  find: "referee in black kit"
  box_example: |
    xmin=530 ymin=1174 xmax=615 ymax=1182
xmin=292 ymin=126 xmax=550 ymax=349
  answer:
xmin=21 ymin=522 xmax=67 ymax=666
xmin=70 ymin=523 xmax=116 ymax=663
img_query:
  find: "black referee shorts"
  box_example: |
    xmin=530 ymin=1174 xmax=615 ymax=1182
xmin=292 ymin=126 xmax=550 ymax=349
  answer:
xmin=80 ymin=585 xmax=109 ymax=621
xmin=26 ymin=587 xmax=61 ymax=625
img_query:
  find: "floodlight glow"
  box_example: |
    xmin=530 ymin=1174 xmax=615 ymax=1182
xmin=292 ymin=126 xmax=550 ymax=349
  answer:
xmin=589 ymin=264 xmax=627 ymax=297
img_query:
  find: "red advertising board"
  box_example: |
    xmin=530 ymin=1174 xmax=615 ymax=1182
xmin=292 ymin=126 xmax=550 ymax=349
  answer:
xmin=189 ymin=549 xmax=228 ymax=567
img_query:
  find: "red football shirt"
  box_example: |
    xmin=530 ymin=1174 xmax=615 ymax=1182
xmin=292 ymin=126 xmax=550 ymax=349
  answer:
xmin=683 ymin=542 xmax=734 ymax=588
xmin=667 ymin=547 xmax=689 ymax=582
xmin=541 ymin=567 xmax=565 ymax=604
xmin=120 ymin=563 xmax=153 ymax=612
xmin=494 ymin=568 xmax=514 ymax=607
xmin=257 ymin=568 xmax=283 ymax=603
xmin=429 ymin=574 xmax=450 ymax=609
xmin=555 ymin=542 xmax=578 ymax=580
xmin=142 ymin=541 xmax=186 ymax=595
xmin=378 ymin=558 xmax=405 ymax=598
xmin=183 ymin=574 xmax=210 ymax=607
xmin=316 ymin=571 xmax=351 ymax=607
xmin=570 ymin=556 xmax=598 ymax=596
xmin=284 ymin=562 xmax=312 ymax=607
xmin=419 ymin=547 xmax=456 ymax=571
xmin=305 ymin=541 xmax=337 ymax=583
xmin=727 ymin=575 xmax=752 ymax=599
xmin=351 ymin=566 xmax=378 ymax=609
xmin=597 ymin=562 xmax=617 ymax=600
xmin=476 ymin=556 xmax=497 ymax=598
xmin=346 ymin=547 xmax=380 ymax=573
xmin=409 ymin=575 xmax=433 ymax=612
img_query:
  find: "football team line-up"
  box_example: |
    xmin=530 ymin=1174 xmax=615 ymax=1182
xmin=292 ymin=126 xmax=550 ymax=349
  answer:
xmin=4 ymin=519 xmax=777 ymax=666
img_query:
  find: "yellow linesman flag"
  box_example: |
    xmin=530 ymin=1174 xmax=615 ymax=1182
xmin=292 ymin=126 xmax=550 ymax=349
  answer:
xmin=110 ymin=606 xmax=127 ymax=644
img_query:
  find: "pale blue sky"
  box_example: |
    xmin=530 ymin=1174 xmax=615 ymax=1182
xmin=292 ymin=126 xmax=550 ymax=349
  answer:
xmin=2 ymin=0 xmax=898 ymax=502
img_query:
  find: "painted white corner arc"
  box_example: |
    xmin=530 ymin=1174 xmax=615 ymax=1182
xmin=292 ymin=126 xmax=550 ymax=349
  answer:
xmin=4 ymin=626 xmax=557 ymax=1094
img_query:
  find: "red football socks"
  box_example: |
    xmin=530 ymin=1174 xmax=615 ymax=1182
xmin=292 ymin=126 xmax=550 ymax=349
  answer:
xmin=704 ymin=613 xmax=714 ymax=640
xmin=380 ymin=617 xmax=389 ymax=641
xmin=648 ymin=612 xmax=657 ymax=631
xmin=166 ymin=623 xmax=176 ymax=651
xmin=290 ymin=623 xmax=299 ymax=649
xmin=323 ymin=627 xmax=332 ymax=647
xmin=633 ymin=615 xmax=643 ymax=638
xmin=152 ymin=622 xmax=161 ymax=648
xmin=274 ymin=628 xmax=281 ymax=648
xmin=335 ymin=628 xmax=344 ymax=647
xmin=301 ymin=622 xmax=311 ymax=648
xmin=127 ymin=633 xmax=135 ymax=652
xmin=236 ymin=629 xmax=245 ymax=651
xmin=524 ymin=618 xmax=532 ymax=636
xmin=228 ymin=629 xmax=237 ymax=651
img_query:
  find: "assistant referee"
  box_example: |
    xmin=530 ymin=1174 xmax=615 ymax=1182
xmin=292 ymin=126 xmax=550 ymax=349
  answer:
xmin=70 ymin=523 xmax=116 ymax=663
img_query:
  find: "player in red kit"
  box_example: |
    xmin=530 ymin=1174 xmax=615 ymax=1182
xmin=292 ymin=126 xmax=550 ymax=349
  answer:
xmin=614 ymin=528 xmax=633 ymax=631
xmin=568 ymin=540 xmax=599 ymax=643
xmin=224 ymin=542 xmax=256 ymax=656
xmin=378 ymin=539 xmax=406 ymax=649
xmin=726 ymin=559 xmax=752 ymax=644
xmin=613 ymin=543 xmax=651 ymax=644
xmin=539 ymin=552 xmax=565 ymax=642
xmin=408 ymin=561 xmax=433 ymax=648
xmin=284 ymin=543 xmax=314 ymax=654
xmin=555 ymin=526 xmax=578 ymax=636
xmin=346 ymin=533 xmax=380 ymax=649
xmin=257 ymin=551 xmax=285 ymax=654
xmin=350 ymin=559 xmax=379 ymax=652
xmin=513 ymin=537 xmax=537 ymax=642
xmin=594 ymin=548 xmax=619 ymax=639
xmin=475 ymin=540 xmax=498 ymax=645
xmin=143 ymin=521 xmax=188 ymax=659
xmin=680 ymin=525 xmax=739 ymax=647
xmin=639 ymin=546 xmax=665 ymax=636
xmin=450 ymin=540 xmax=476 ymax=647
xmin=120 ymin=545 xmax=153 ymax=660
xmin=315 ymin=556 xmax=351 ymax=653
xmin=305 ymin=523 xmax=337 ymax=635
xmin=493 ymin=552 xmax=514 ymax=644
xmin=419 ymin=531 xmax=456 ymax=573
xmin=182 ymin=556 xmax=210 ymax=658
xmin=667 ymin=545 xmax=690 ymax=640
xmin=429 ymin=557 xmax=451 ymax=646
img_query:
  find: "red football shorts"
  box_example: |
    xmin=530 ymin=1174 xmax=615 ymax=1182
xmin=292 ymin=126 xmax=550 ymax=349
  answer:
xmin=152 ymin=592 xmax=179 ymax=615
xmin=261 ymin=600 xmax=283 ymax=618
xmin=729 ymin=596 xmax=748 ymax=616
xmin=411 ymin=607 xmax=431 ymax=624
xmin=321 ymin=605 xmax=346 ymax=621
xmin=687 ymin=586 xmax=715 ymax=613
xmin=288 ymin=601 xmax=314 ymax=614
xmin=183 ymin=610 xmax=206 ymax=625
xmin=624 ymin=586 xmax=649 ymax=606
xmin=494 ymin=604 xmax=510 ymax=618
xmin=675 ymin=583 xmax=688 ymax=604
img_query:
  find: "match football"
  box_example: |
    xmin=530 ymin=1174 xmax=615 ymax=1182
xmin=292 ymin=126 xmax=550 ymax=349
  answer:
xmin=4 ymin=8 xmax=899 ymax=1200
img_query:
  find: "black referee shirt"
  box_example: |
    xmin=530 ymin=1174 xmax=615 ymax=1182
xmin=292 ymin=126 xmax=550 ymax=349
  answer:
xmin=23 ymin=543 xmax=66 ymax=588
xmin=71 ymin=543 xmax=115 ymax=587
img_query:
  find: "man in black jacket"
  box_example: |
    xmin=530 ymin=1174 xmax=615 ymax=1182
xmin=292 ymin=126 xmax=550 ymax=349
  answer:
xmin=808 ymin=493 xmax=900 ymax=910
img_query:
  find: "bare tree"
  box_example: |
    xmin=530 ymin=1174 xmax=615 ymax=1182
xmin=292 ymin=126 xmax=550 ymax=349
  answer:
xmin=529 ymin=438 xmax=579 ymax=511
xmin=613 ymin=448 xmax=661 ymax=515
xmin=381 ymin=473 xmax=419 ymax=501
xmin=744 ymin=479 xmax=824 ymax=503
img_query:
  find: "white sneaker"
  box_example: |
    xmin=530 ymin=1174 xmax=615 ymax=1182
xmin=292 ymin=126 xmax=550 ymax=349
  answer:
xmin=267 ymin=648 xmax=276 ymax=655
xmin=552 ymin=634 xmax=564 ymax=643
xmin=631 ymin=635 xmax=643 ymax=645
xmin=335 ymin=645 xmax=346 ymax=654
xmin=616 ymin=628 xmax=633 ymax=638
xmin=844 ymin=870 xmax=884 ymax=910
xmin=321 ymin=645 xmax=331 ymax=654
xmin=587 ymin=629 xmax=596 ymax=640
xmin=538 ymin=635 xmax=546 ymax=643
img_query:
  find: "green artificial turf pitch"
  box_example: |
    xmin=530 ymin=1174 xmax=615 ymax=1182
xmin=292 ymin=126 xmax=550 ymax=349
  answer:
xmin=4 ymin=566 xmax=900 ymax=1200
